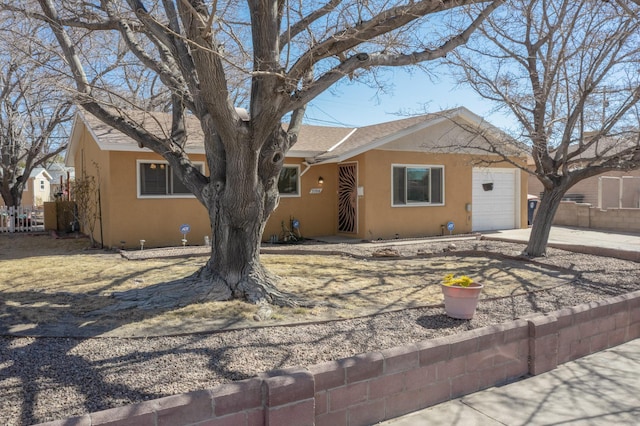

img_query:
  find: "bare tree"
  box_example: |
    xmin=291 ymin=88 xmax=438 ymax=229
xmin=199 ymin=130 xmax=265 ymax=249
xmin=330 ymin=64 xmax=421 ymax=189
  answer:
xmin=449 ymin=0 xmax=640 ymax=257
xmin=0 ymin=14 xmax=73 ymax=207
xmin=7 ymin=0 xmax=504 ymax=306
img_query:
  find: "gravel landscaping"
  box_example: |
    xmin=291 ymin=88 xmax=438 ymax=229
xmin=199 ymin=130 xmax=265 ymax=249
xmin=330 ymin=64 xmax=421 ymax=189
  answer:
xmin=2 ymin=237 xmax=639 ymax=425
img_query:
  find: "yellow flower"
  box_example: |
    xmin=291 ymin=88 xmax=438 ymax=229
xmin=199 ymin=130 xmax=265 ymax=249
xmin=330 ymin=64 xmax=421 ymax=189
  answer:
xmin=443 ymin=273 xmax=474 ymax=287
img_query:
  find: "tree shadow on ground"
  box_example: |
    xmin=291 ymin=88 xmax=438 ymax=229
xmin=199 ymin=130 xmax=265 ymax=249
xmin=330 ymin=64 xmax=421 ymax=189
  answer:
xmin=456 ymin=342 xmax=640 ymax=425
xmin=1 ymin=244 xmax=637 ymax=424
xmin=0 ymin=275 xmax=261 ymax=424
xmin=0 ymin=336 xmax=163 ymax=424
xmin=0 ymin=233 xmax=92 ymax=260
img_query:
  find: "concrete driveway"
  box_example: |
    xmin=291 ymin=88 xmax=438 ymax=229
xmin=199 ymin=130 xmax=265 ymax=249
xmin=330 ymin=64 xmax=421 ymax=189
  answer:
xmin=483 ymin=226 xmax=640 ymax=261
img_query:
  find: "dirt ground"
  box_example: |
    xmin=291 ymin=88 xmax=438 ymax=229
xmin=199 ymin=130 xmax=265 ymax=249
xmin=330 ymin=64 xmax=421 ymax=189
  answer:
xmin=0 ymin=233 xmax=576 ymax=337
xmin=4 ymin=232 xmax=640 ymax=425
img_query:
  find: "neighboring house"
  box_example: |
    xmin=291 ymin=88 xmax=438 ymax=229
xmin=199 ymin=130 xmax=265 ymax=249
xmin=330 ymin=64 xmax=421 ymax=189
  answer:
xmin=0 ymin=167 xmax=52 ymax=208
xmin=527 ymin=136 xmax=640 ymax=208
xmin=47 ymin=163 xmax=75 ymax=200
xmin=528 ymin=169 xmax=640 ymax=208
xmin=15 ymin=168 xmax=52 ymax=207
xmin=66 ymin=107 xmax=528 ymax=248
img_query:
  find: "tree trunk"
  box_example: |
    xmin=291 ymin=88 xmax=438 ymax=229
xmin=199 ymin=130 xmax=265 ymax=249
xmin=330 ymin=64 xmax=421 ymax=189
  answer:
xmin=191 ymin=132 xmax=300 ymax=308
xmin=0 ymin=184 xmax=23 ymax=208
xmin=525 ymin=187 xmax=567 ymax=257
xmin=194 ymin=187 xmax=300 ymax=307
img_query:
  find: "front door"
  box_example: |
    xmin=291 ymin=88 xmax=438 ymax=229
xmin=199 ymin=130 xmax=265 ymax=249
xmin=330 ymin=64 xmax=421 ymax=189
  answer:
xmin=337 ymin=162 xmax=358 ymax=233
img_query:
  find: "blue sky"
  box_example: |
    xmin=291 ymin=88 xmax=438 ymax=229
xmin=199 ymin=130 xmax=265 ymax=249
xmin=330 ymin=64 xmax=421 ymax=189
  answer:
xmin=305 ymin=67 xmax=516 ymax=131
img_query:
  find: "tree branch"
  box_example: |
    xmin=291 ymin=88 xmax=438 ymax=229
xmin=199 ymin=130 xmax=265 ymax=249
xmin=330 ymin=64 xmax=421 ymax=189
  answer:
xmin=285 ymin=0 xmax=504 ymax=110
xmin=287 ymin=0 xmax=503 ymax=88
xmin=278 ymin=0 xmax=343 ymax=49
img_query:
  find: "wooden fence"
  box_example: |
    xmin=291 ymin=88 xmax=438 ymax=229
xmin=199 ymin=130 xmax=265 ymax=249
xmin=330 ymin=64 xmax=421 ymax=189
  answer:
xmin=0 ymin=206 xmax=45 ymax=233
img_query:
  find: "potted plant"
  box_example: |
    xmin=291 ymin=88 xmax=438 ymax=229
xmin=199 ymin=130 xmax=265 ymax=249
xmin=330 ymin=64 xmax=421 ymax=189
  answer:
xmin=441 ymin=273 xmax=484 ymax=319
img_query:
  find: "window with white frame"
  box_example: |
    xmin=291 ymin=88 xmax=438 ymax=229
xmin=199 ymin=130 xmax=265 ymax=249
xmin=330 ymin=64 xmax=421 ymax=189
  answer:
xmin=138 ymin=161 xmax=204 ymax=197
xmin=278 ymin=165 xmax=300 ymax=197
xmin=40 ymin=180 xmax=45 ymax=190
xmin=392 ymin=165 xmax=444 ymax=206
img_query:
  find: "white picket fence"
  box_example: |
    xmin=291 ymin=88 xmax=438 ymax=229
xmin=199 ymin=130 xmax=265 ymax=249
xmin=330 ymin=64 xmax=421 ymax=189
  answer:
xmin=0 ymin=206 xmax=45 ymax=233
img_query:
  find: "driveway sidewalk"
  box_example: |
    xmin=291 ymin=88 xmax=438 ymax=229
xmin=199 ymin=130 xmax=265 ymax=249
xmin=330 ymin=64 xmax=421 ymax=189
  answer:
xmin=484 ymin=226 xmax=640 ymax=261
xmin=379 ymin=338 xmax=640 ymax=425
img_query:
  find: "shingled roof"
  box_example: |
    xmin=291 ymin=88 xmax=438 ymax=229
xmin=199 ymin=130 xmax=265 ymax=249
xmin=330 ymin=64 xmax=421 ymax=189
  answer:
xmin=72 ymin=110 xmax=208 ymax=154
xmin=310 ymin=111 xmax=454 ymax=163
xmin=67 ymin=106 xmax=513 ymax=165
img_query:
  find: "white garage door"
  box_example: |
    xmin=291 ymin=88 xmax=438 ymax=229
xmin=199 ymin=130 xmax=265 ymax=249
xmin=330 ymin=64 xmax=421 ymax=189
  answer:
xmin=472 ymin=168 xmax=519 ymax=231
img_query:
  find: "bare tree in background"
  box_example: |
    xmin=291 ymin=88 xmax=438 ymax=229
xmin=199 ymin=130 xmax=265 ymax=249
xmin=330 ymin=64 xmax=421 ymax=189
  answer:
xmin=5 ymin=0 xmax=505 ymax=306
xmin=0 ymin=14 xmax=73 ymax=207
xmin=449 ymin=0 xmax=640 ymax=257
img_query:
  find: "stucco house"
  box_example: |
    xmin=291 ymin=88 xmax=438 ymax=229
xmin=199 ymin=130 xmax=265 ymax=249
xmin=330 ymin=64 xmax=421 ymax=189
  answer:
xmin=65 ymin=107 xmax=528 ymax=248
xmin=0 ymin=167 xmax=52 ymax=208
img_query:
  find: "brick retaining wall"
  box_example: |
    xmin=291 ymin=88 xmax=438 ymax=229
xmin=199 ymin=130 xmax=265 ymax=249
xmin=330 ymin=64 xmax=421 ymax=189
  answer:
xmin=41 ymin=290 xmax=640 ymax=426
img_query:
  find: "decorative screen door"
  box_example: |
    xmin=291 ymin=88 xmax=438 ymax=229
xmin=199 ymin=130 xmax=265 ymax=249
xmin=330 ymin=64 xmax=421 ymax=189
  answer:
xmin=337 ymin=162 xmax=358 ymax=233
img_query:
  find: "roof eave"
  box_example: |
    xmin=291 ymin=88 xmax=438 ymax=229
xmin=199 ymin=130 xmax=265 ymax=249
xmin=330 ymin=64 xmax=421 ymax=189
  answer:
xmin=65 ymin=112 xmax=85 ymax=167
xmin=66 ymin=110 xmax=207 ymax=158
xmin=319 ymin=114 xmax=446 ymax=162
xmin=312 ymin=107 xmax=517 ymax=163
xmin=287 ymin=149 xmax=325 ymax=158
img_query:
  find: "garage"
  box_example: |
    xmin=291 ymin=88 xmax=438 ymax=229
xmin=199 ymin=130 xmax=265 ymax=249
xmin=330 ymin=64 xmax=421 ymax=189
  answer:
xmin=472 ymin=168 xmax=520 ymax=231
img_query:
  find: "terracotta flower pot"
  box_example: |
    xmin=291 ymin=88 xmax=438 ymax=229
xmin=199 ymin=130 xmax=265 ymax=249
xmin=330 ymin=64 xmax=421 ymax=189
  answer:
xmin=441 ymin=282 xmax=484 ymax=319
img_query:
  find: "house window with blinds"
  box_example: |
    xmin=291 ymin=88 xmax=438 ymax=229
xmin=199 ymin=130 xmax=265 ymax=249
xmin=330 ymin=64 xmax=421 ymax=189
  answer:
xmin=138 ymin=161 xmax=204 ymax=198
xmin=392 ymin=165 xmax=444 ymax=206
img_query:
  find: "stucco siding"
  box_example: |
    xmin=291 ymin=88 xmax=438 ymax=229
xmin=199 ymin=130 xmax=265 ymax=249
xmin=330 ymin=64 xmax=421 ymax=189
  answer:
xmin=361 ymin=150 xmax=470 ymax=240
xmin=359 ymin=150 xmax=526 ymax=240
xmin=74 ymin=145 xmax=338 ymax=247
xmin=69 ymin=122 xmax=210 ymax=249
xmin=74 ymin=124 xmax=112 ymax=244
xmin=263 ymin=160 xmax=338 ymax=241
xmin=104 ymin=151 xmax=210 ymax=248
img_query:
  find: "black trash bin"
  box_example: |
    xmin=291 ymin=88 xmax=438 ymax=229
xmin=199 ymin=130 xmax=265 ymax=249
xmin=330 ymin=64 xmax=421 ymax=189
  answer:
xmin=528 ymin=200 xmax=538 ymax=225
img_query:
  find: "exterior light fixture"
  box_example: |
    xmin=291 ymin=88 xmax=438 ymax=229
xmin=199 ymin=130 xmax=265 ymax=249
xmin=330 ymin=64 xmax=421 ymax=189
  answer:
xmin=318 ymin=176 xmax=324 ymax=185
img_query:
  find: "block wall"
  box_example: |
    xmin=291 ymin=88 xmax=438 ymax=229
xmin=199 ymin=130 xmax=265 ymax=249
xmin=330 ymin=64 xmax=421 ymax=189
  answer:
xmin=552 ymin=201 xmax=640 ymax=233
xmin=39 ymin=290 xmax=640 ymax=426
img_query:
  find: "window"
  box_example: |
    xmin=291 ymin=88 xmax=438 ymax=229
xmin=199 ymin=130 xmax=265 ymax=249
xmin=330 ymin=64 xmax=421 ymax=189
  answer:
xmin=40 ymin=180 xmax=45 ymax=191
xmin=278 ymin=165 xmax=300 ymax=197
xmin=138 ymin=161 xmax=204 ymax=198
xmin=392 ymin=165 xmax=444 ymax=206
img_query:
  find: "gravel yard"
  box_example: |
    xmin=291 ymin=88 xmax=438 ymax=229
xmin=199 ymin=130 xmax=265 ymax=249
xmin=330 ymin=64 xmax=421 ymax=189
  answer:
xmin=2 ymin=237 xmax=639 ymax=425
